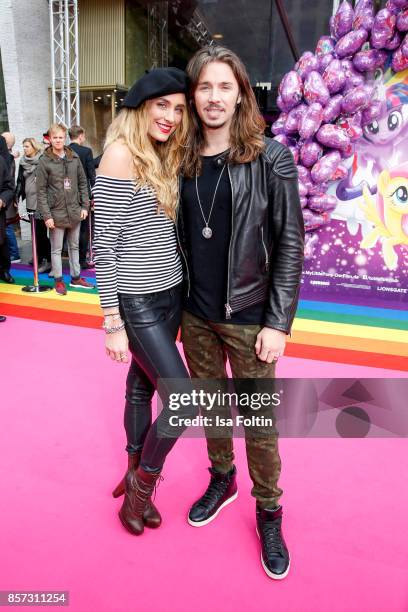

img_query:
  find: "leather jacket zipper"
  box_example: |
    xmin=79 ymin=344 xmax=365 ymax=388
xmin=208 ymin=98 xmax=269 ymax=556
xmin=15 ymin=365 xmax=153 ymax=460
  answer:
xmin=261 ymin=226 xmax=269 ymax=272
xmin=225 ymin=164 xmax=234 ymax=319
xmin=175 ymin=177 xmax=190 ymax=296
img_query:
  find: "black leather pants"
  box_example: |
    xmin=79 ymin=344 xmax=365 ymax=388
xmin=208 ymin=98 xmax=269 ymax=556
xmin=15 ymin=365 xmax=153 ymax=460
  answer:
xmin=118 ymin=283 xmax=195 ymax=472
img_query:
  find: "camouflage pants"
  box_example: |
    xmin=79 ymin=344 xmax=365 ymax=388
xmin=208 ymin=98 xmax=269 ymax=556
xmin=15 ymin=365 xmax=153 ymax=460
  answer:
xmin=181 ymin=310 xmax=282 ymax=509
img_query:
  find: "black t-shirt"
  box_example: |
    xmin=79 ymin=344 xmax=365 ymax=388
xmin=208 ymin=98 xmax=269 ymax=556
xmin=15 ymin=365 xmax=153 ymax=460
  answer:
xmin=181 ymin=152 xmax=264 ymax=324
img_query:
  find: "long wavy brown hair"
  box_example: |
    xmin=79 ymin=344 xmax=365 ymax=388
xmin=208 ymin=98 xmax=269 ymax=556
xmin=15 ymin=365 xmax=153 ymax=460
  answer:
xmin=104 ymin=102 xmax=190 ymax=220
xmin=182 ymin=45 xmax=266 ymax=177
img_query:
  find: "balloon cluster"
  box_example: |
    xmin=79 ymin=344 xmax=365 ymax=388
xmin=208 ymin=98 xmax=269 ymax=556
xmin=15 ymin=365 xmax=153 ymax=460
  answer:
xmin=271 ymin=0 xmax=408 ymax=255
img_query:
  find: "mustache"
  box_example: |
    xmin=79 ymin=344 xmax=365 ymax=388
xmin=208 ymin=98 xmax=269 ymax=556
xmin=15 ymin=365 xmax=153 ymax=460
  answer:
xmin=205 ymin=105 xmax=224 ymax=111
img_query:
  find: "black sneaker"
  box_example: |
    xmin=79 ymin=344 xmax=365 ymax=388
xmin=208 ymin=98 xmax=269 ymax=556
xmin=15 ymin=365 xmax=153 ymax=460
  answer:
xmin=188 ymin=466 xmax=238 ymax=527
xmin=256 ymin=505 xmax=290 ymax=580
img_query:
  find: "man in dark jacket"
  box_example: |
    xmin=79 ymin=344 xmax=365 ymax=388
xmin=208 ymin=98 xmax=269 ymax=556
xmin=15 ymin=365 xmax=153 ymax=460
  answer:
xmin=0 ymin=135 xmax=15 ymax=284
xmin=178 ymin=47 xmax=304 ymax=580
xmin=37 ymin=123 xmax=94 ymax=296
xmin=68 ymin=125 xmax=96 ymax=269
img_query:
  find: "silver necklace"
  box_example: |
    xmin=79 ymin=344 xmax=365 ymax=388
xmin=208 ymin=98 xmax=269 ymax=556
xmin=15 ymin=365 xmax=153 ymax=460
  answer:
xmin=195 ymin=164 xmax=226 ymax=239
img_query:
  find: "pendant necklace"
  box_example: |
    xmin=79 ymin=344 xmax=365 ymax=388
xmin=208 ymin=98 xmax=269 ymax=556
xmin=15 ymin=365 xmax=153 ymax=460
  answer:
xmin=195 ymin=163 xmax=226 ymax=239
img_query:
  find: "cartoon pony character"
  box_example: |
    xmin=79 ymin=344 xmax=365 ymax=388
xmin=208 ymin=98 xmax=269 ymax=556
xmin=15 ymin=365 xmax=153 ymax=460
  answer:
xmin=359 ymin=163 xmax=408 ymax=270
xmin=360 ymin=68 xmax=408 ymax=178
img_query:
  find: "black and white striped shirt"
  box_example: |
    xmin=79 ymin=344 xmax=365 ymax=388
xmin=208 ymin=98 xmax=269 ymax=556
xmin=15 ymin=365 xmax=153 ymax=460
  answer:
xmin=93 ymin=175 xmax=183 ymax=309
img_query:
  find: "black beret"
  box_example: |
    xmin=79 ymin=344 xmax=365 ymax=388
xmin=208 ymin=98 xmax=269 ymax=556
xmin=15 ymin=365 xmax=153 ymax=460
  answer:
xmin=122 ymin=67 xmax=189 ymax=109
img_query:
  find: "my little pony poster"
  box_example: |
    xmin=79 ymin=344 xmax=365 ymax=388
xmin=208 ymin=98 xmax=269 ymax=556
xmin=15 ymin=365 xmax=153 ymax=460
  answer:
xmin=302 ymin=65 xmax=408 ymax=307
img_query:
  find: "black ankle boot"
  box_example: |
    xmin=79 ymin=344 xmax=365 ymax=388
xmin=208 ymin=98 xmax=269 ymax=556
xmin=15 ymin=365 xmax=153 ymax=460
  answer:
xmin=256 ymin=505 xmax=290 ymax=579
xmin=188 ymin=466 xmax=238 ymax=527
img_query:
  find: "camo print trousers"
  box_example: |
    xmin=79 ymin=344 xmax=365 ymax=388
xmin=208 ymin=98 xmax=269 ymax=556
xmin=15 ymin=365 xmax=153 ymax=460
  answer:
xmin=181 ymin=310 xmax=283 ymax=509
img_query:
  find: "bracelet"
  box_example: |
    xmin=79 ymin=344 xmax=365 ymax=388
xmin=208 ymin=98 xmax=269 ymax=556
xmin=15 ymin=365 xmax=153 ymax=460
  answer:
xmin=102 ymin=321 xmax=126 ymax=334
xmin=104 ymin=314 xmax=121 ymax=322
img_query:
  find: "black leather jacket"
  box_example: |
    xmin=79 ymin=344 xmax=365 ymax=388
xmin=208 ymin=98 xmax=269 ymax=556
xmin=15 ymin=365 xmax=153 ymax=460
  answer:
xmin=177 ymin=138 xmax=305 ymax=334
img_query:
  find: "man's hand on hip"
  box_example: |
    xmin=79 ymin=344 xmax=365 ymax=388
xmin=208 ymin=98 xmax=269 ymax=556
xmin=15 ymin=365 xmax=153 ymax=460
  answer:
xmin=255 ymin=327 xmax=287 ymax=363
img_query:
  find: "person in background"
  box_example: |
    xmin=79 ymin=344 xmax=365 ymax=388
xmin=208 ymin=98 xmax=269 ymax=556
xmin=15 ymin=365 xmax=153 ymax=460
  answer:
xmin=68 ymin=125 xmax=96 ymax=270
xmin=1 ymin=132 xmax=20 ymax=264
xmin=0 ymin=135 xmax=16 ymax=284
xmin=16 ymin=138 xmax=51 ymax=273
xmin=36 ymin=123 xmax=93 ymax=295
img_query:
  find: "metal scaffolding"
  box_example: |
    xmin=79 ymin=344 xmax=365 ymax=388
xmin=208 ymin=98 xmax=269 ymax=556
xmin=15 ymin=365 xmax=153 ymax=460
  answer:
xmin=49 ymin=0 xmax=80 ymax=127
xmin=185 ymin=10 xmax=213 ymax=47
xmin=148 ymin=1 xmax=169 ymax=69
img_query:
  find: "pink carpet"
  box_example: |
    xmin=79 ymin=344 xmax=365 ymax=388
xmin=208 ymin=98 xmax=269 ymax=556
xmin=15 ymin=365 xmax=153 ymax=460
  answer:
xmin=1 ymin=317 xmax=407 ymax=611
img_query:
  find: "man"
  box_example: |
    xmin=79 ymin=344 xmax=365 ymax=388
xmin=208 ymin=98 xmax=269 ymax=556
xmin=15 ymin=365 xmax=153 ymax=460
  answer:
xmin=179 ymin=46 xmax=304 ymax=580
xmin=36 ymin=123 xmax=94 ymax=295
xmin=68 ymin=125 xmax=96 ymax=269
xmin=0 ymin=134 xmax=15 ymax=284
xmin=1 ymin=132 xmax=20 ymax=265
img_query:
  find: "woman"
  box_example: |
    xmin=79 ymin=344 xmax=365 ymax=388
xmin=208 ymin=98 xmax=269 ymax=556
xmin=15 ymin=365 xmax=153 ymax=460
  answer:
xmin=16 ymin=138 xmax=52 ymax=273
xmin=0 ymin=135 xmax=15 ymax=284
xmin=94 ymin=68 xmax=193 ymax=536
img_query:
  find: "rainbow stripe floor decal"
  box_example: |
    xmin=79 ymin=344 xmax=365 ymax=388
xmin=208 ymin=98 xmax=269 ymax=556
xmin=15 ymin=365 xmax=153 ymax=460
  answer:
xmin=1 ymin=264 xmax=407 ymax=371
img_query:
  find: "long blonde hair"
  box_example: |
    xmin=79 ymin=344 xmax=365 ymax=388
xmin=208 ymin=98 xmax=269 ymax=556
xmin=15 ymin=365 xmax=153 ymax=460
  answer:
xmin=104 ymin=103 xmax=190 ymax=220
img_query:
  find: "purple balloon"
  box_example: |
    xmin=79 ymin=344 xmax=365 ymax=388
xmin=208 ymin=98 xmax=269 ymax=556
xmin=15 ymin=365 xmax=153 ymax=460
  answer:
xmin=384 ymin=31 xmax=402 ymax=50
xmin=387 ymin=0 xmax=408 ymax=10
xmin=271 ymin=113 xmax=288 ymax=135
xmin=295 ymin=52 xmax=320 ymax=80
xmin=299 ymin=196 xmax=308 ymax=209
xmin=316 ymin=124 xmax=351 ymax=149
xmin=288 ymin=146 xmax=300 ymax=165
xmin=392 ymin=46 xmax=408 ymax=71
xmin=279 ymin=71 xmax=303 ymax=111
xmin=273 ymin=134 xmax=289 ymax=146
xmin=335 ymin=28 xmax=368 ymax=58
xmin=361 ymin=99 xmax=384 ymax=126
xmin=322 ymin=94 xmax=343 ymax=123
xmin=340 ymin=142 xmax=356 ymax=159
xmin=284 ymin=104 xmax=307 ymax=133
xmin=337 ymin=114 xmax=363 ymax=142
xmin=297 ymin=165 xmax=311 ymax=183
xmin=323 ymin=59 xmax=347 ymax=93
xmin=304 ymin=71 xmax=330 ymax=106
xmin=332 ymin=163 xmax=348 ymax=180
xmin=308 ymin=194 xmax=338 ymax=212
xmin=308 ymin=181 xmax=329 ymax=196
xmin=341 ymin=84 xmax=372 ymax=114
xmin=315 ymin=35 xmax=336 ymax=56
xmin=318 ymin=52 xmax=335 ymax=74
xmin=299 ymin=102 xmax=324 ymax=139
xmin=353 ymin=0 xmax=375 ymax=31
xmin=298 ymin=181 xmax=308 ymax=198
xmin=402 ymin=34 xmax=408 ymax=58
xmin=371 ymin=9 xmax=396 ymax=49
xmin=332 ymin=1 xmax=354 ymax=40
xmin=303 ymin=209 xmax=331 ymax=231
xmin=311 ymin=150 xmax=342 ymax=184
xmin=353 ymin=49 xmax=387 ymax=72
xmin=300 ymin=140 xmax=324 ymax=168
xmin=276 ymin=95 xmax=288 ymax=112
xmin=397 ymin=9 xmax=408 ymax=31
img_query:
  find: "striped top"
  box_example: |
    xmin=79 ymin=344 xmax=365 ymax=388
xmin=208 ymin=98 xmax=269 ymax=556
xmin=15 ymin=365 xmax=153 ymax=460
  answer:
xmin=93 ymin=175 xmax=183 ymax=309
